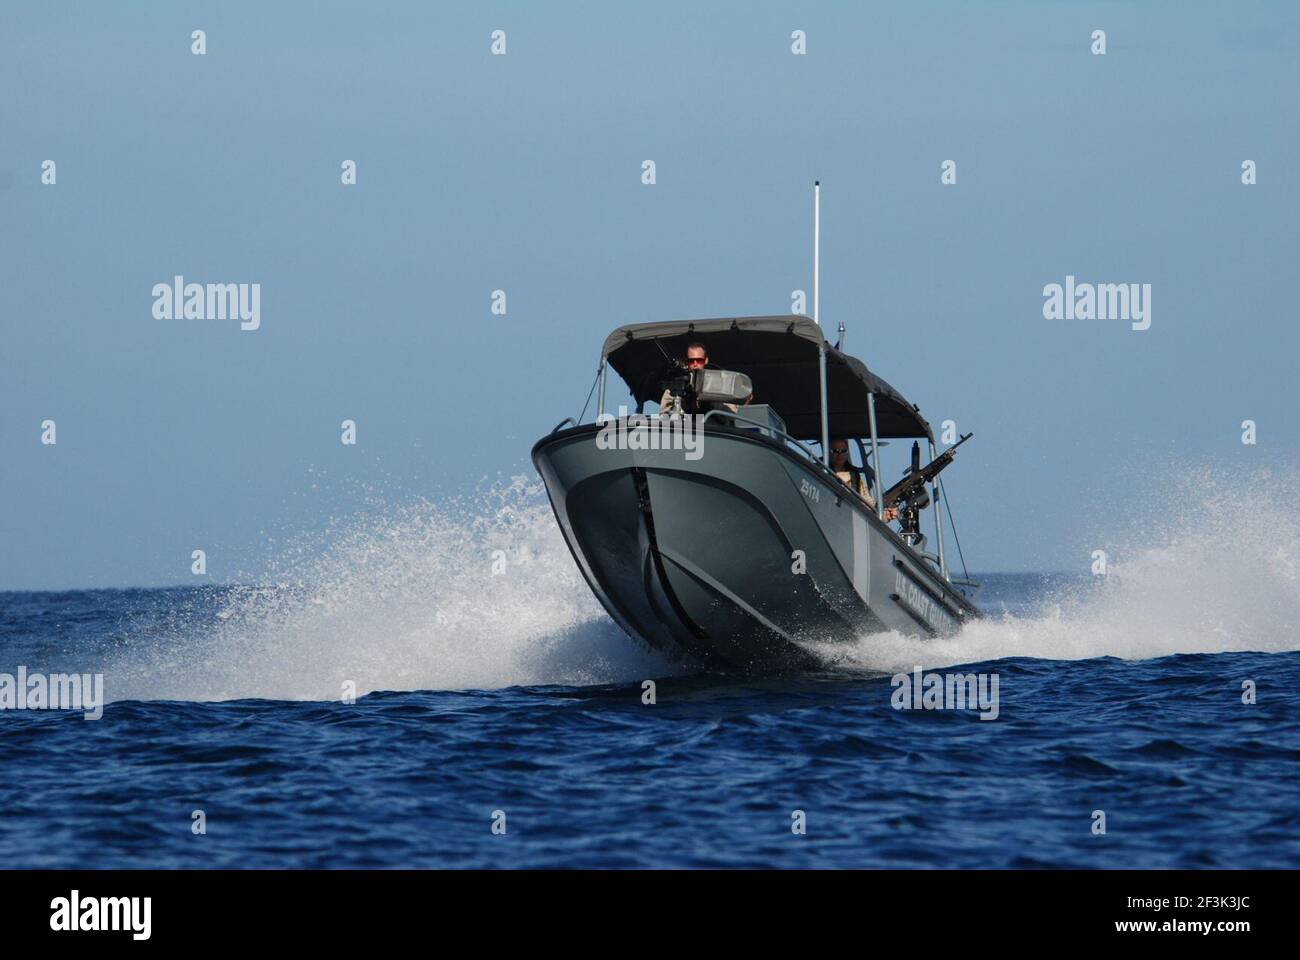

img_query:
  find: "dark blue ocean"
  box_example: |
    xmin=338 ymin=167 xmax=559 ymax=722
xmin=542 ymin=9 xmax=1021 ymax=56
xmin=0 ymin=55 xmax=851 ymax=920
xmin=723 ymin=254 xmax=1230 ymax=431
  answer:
xmin=3 ymin=562 xmax=1298 ymax=869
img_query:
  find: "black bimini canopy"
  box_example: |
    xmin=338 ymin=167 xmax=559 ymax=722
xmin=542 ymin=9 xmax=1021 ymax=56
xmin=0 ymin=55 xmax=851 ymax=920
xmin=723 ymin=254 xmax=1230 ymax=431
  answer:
xmin=601 ymin=315 xmax=933 ymax=443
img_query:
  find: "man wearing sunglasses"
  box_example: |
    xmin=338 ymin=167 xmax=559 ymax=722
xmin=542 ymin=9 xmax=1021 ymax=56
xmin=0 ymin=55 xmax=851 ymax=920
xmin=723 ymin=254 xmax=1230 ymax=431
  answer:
xmin=830 ymin=438 xmax=898 ymax=521
xmin=659 ymin=341 xmax=750 ymax=416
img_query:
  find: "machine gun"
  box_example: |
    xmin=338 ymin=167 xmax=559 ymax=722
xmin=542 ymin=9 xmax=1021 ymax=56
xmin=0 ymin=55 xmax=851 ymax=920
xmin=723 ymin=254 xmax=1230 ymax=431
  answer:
xmin=882 ymin=433 xmax=973 ymax=544
xmin=654 ymin=342 xmax=752 ymax=414
xmin=883 ymin=433 xmax=972 ymax=509
xmin=658 ymin=357 xmax=695 ymax=407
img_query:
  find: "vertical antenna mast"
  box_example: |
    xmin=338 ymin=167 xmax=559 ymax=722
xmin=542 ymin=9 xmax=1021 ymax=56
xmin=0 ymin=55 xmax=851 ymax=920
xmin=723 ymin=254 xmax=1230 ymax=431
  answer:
xmin=812 ymin=180 xmax=820 ymax=325
xmin=813 ymin=180 xmax=830 ymax=465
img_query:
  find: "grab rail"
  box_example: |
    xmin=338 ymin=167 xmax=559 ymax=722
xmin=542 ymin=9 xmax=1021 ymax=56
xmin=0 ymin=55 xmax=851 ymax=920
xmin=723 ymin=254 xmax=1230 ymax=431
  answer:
xmin=699 ymin=408 xmax=840 ymax=484
xmin=565 ymin=406 xmax=842 ymax=493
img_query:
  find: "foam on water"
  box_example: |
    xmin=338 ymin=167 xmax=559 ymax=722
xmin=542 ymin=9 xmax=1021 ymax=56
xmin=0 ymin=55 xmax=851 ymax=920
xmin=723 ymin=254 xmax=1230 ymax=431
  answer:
xmin=112 ymin=476 xmax=671 ymax=702
xmin=804 ymin=467 xmax=1300 ymax=674
xmin=110 ymin=467 xmax=1299 ymax=702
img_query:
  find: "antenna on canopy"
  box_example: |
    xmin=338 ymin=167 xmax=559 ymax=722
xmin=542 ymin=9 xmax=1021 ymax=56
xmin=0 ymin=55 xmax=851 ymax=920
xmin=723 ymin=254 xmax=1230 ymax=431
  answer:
xmin=812 ymin=180 xmax=820 ymax=325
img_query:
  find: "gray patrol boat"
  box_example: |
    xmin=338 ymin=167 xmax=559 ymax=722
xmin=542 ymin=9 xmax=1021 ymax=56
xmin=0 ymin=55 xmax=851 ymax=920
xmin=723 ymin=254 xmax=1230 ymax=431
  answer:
xmin=532 ymin=313 xmax=980 ymax=673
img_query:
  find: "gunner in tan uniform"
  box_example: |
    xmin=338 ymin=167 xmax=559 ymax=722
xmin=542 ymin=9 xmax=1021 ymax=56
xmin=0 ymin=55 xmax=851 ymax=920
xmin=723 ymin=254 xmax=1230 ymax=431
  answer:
xmin=659 ymin=341 xmax=750 ymax=416
xmin=830 ymin=438 xmax=898 ymax=520
xmin=659 ymin=342 xmax=707 ymax=415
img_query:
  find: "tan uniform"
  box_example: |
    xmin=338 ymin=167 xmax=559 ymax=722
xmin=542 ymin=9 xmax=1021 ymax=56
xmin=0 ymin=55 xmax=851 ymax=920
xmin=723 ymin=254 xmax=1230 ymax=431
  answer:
xmin=659 ymin=387 xmax=684 ymax=417
xmin=834 ymin=466 xmax=878 ymax=509
xmin=659 ymin=388 xmax=737 ymax=418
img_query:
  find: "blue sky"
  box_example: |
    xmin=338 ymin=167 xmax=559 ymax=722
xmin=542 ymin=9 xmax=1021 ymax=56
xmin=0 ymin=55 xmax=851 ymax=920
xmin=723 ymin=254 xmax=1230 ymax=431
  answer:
xmin=2 ymin=1 xmax=1297 ymax=588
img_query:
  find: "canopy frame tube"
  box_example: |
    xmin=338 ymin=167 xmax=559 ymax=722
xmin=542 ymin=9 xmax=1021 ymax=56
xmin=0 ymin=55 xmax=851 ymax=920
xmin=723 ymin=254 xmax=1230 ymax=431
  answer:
xmin=929 ymin=438 xmax=949 ymax=581
xmin=818 ymin=340 xmax=830 ymax=466
xmin=866 ymin=393 xmax=884 ymax=521
xmin=596 ymin=358 xmax=607 ymax=421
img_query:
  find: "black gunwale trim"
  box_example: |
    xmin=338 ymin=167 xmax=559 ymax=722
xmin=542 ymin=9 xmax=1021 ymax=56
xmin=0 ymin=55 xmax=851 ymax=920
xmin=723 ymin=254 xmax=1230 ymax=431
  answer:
xmin=888 ymin=594 xmax=939 ymax=636
xmin=892 ymin=557 xmax=965 ymax=621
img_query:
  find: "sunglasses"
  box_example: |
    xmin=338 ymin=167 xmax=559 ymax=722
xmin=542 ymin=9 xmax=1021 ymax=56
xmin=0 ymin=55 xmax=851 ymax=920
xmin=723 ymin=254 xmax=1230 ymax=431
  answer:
xmin=830 ymin=447 xmax=848 ymax=454
xmin=686 ymin=357 xmax=707 ymax=366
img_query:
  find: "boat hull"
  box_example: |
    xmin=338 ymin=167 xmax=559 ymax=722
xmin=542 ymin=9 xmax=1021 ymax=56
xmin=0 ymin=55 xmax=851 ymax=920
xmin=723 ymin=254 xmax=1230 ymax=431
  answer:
xmin=532 ymin=422 xmax=978 ymax=673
